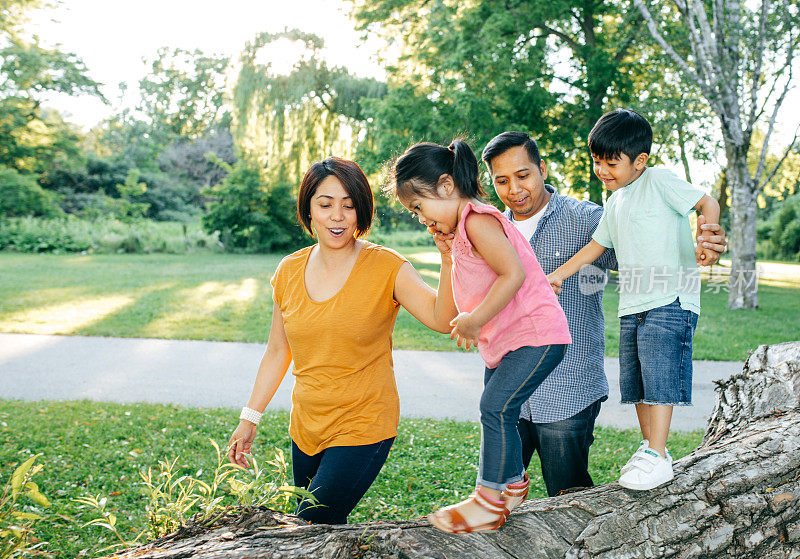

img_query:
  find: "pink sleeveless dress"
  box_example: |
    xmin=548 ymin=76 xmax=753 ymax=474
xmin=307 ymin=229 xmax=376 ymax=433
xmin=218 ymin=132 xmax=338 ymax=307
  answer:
xmin=451 ymin=201 xmax=572 ymax=368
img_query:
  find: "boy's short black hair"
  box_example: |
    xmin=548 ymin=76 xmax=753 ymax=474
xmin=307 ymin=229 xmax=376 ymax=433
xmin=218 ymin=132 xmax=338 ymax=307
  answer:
xmin=588 ymin=108 xmax=653 ymax=161
xmin=481 ymin=131 xmax=542 ymax=169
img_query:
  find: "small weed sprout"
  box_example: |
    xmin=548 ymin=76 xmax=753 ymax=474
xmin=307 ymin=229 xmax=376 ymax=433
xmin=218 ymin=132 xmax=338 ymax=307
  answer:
xmin=0 ymin=455 xmax=50 ymax=559
xmin=75 ymin=439 xmax=313 ymax=550
xmin=72 ymin=494 xmax=138 ymax=552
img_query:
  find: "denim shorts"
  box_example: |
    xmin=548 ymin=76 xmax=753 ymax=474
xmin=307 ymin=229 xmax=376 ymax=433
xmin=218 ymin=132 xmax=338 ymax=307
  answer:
xmin=618 ymin=298 xmax=698 ymax=405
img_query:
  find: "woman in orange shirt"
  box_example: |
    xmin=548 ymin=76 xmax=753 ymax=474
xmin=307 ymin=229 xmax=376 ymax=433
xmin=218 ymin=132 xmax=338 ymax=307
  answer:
xmin=227 ymin=157 xmax=457 ymax=524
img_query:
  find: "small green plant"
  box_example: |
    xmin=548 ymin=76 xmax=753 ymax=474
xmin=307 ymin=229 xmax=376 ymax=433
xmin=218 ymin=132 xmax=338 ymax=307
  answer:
xmin=74 ymin=440 xmax=313 ymax=553
xmin=226 ymin=445 xmax=313 ymax=511
xmin=0 ymin=455 xmax=50 ymax=558
xmin=71 ymin=495 xmax=132 ymax=551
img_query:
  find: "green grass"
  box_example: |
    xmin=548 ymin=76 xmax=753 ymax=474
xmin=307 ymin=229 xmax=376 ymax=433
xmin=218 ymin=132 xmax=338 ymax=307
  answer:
xmin=0 ymin=253 xmax=282 ymax=342
xmin=601 ymin=273 xmax=800 ymax=360
xmin=0 ymin=252 xmax=798 ymax=359
xmin=0 ymin=400 xmax=703 ymax=558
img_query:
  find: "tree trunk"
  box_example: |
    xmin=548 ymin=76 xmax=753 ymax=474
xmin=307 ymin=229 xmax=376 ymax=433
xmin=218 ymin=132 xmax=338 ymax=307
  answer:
xmin=677 ymin=123 xmax=692 ymax=183
xmin=725 ymin=142 xmax=759 ymax=309
xmin=717 ymin=169 xmax=729 ymax=217
xmin=111 ymin=342 xmax=800 ymax=558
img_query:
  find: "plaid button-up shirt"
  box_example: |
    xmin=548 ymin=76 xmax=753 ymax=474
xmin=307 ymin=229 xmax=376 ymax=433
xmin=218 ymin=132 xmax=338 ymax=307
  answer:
xmin=507 ymin=184 xmax=615 ymax=423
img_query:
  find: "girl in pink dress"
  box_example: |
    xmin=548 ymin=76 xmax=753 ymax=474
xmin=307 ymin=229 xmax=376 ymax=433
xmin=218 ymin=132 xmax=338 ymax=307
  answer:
xmin=387 ymin=140 xmax=572 ymax=533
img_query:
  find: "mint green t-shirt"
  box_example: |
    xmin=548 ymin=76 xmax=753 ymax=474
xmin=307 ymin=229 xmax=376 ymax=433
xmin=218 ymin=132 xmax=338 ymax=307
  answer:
xmin=592 ymin=167 xmax=704 ymax=317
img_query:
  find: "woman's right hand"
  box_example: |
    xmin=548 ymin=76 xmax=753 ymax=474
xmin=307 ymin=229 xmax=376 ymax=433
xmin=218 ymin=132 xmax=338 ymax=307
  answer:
xmin=227 ymin=420 xmax=258 ymax=468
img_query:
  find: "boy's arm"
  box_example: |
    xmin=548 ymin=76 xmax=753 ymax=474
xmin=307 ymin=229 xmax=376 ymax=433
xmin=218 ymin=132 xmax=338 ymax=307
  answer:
xmin=693 ymin=195 xmax=721 ymax=266
xmin=547 ymin=240 xmax=607 ymax=294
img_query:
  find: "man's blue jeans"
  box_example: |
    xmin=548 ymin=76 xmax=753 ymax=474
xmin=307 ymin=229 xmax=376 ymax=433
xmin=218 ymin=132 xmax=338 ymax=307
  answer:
xmin=517 ymin=398 xmax=602 ymax=497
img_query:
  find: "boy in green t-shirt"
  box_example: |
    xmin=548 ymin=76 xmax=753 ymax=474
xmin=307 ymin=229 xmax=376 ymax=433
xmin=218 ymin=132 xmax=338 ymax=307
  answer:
xmin=547 ymin=108 xmax=720 ymax=490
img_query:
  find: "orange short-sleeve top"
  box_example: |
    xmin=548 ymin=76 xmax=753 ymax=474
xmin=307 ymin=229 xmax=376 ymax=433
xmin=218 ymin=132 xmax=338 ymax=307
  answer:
xmin=270 ymin=241 xmax=407 ymax=455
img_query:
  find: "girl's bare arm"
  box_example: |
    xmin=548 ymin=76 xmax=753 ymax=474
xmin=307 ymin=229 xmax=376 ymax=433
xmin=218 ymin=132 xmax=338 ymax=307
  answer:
xmin=460 ymin=212 xmax=525 ymax=329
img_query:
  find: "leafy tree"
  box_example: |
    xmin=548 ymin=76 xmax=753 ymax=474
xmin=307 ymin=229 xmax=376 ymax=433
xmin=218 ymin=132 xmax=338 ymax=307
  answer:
xmin=232 ymin=29 xmax=386 ymax=188
xmin=0 ymin=165 xmax=62 ymax=217
xmin=634 ymin=53 xmax=719 ymax=184
xmin=349 ymin=0 xmax=659 ymax=202
xmin=0 ymin=42 xmax=100 ymax=171
xmin=95 ymin=48 xmax=230 ymax=172
xmin=0 ymin=0 xmax=44 ymax=40
xmin=636 ymin=0 xmax=800 ymax=309
xmin=138 ymin=47 xmax=230 ymax=139
xmin=88 ymin=49 xmax=235 ymax=219
xmin=201 ymin=157 xmax=306 ymax=253
xmin=0 ymin=1 xmax=101 ymax=174
xmin=158 ymin=127 xmax=235 ymax=193
xmin=94 ymin=108 xmax=173 ymax=172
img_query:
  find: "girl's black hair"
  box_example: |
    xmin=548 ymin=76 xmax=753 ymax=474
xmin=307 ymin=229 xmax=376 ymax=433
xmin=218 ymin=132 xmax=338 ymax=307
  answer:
xmin=386 ymin=139 xmax=485 ymax=201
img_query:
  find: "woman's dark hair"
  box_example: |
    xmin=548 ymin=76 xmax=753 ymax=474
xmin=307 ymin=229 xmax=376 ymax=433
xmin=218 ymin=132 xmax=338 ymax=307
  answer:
xmin=386 ymin=139 xmax=485 ymax=201
xmin=588 ymin=108 xmax=653 ymax=161
xmin=481 ymin=131 xmax=542 ymax=169
xmin=297 ymin=157 xmax=374 ymax=238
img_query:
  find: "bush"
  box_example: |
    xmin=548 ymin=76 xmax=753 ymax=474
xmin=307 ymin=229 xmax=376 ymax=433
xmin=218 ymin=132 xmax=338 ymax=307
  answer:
xmin=368 ymin=227 xmax=434 ymax=247
xmin=0 ymin=167 xmax=63 ymax=218
xmin=764 ymin=194 xmax=800 ymax=261
xmin=0 ymin=217 xmax=93 ymax=252
xmin=43 ymin=156 xmax=206 ymax=222
xmin=0 ymin=216 xmax=220 ymax=254
xmin=202 ymin=159 xmax=306 ymax=253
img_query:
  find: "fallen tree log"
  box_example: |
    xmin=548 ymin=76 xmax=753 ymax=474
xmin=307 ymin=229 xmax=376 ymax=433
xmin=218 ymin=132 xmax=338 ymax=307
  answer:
xmin=113 ymin=342 xmax=800 ymax=558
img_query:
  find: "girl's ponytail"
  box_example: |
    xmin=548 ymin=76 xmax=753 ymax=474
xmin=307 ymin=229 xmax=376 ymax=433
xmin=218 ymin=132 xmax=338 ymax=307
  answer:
xmin=388 ymin=139 xmax=485 ymax=202
xmin=449 ymin=140 xmax=484 ymax=198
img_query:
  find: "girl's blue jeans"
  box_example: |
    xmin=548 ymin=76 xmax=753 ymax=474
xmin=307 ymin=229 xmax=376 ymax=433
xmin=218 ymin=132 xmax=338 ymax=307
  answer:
xmin=478 ymin=344 xmax=567 ymax=491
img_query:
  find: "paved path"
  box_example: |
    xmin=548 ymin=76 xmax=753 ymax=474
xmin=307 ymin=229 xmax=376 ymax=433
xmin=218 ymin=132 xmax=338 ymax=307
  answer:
xmin=0 ymin=333 xmax=743 ymax=431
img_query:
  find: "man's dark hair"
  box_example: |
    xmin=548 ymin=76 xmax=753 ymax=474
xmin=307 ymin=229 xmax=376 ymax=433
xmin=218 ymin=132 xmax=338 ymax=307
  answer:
xmin=588 ymin=108 xmax=653 ymax=161
xmin=481 ymin=131 xmax=542 ymax=169
xmin=297 ymin=157 xmax=374 ymax=238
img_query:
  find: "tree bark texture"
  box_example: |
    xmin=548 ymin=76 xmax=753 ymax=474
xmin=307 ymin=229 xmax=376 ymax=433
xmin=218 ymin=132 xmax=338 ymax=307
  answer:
xmin=725 ymin=142 xmax=760 ymax=310
xmin=113 ymin=342 xmax=800 ymax=559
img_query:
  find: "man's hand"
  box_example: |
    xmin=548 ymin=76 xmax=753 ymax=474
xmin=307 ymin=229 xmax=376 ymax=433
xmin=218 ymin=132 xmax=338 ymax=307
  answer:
xmin=695 ymin=244 xmax=719 ymax=266
xmin=696 ymin=215 xmax=727 ymax=266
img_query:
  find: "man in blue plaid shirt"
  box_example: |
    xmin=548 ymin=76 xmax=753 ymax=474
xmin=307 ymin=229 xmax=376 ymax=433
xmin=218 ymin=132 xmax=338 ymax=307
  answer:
xmin=481 ymin=132 xmax=727 ymax=496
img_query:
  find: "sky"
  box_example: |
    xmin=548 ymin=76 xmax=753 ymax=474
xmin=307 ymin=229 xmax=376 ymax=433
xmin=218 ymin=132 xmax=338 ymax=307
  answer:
xmin=26 ymin=0 xmax=385 ymax=128
xmin=24 ymin=0 xmax=800 ymax=188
